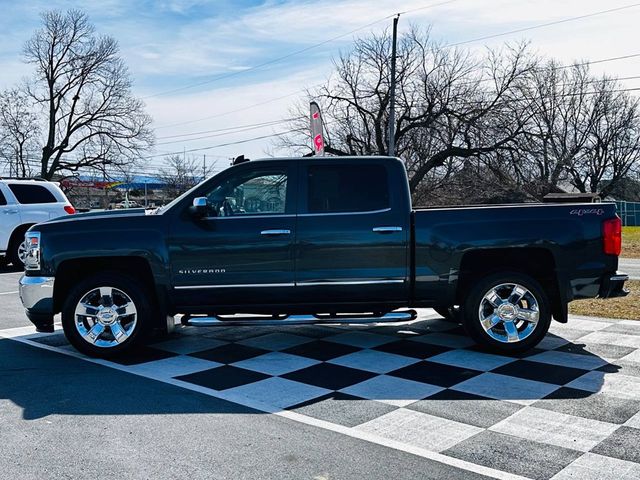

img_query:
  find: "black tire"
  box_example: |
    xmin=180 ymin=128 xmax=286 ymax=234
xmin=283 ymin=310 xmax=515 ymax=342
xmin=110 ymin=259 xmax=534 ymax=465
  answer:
xmin=434 ymin=306 xmax=461 ymax=323
xmin=7 ymin=235 xmax=26 ymax=268
xmin=462 ymin=272 xmax=551 ymax=354
xmin=61 ymin=272 xmax=153 ymax=358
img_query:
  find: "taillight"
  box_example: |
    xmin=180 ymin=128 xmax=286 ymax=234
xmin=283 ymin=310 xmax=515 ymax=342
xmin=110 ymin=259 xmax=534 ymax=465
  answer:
xmin=603 ymin=217 xmax=622 ymax=256
xmin=64 ymin=205 xmax=76 ymax=215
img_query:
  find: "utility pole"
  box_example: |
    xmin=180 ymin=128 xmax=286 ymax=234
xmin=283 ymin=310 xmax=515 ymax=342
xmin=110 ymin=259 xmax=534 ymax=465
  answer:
xmin=203 ymin=154 xmax=206 ymax=181
xmin=388 ymin=14 xmax=400 ymax=157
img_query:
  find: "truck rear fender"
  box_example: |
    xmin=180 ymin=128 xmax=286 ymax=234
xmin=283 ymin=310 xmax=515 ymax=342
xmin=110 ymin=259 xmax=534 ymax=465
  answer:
xmin=457 ymin=248 xmax=567 ymax=323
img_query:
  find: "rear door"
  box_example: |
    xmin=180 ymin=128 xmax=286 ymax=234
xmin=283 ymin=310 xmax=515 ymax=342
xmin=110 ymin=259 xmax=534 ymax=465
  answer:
xmin=295 ymin=159 xmax=409 ymax=305
xmin=0 ymin=184 xmax=21 ymax=253
xmin=8 ymin=183 xmax=61 ymax=223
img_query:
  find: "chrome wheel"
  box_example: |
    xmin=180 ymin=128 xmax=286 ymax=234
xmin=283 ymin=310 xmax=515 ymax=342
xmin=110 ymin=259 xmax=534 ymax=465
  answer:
xmin=74 ymin=286 xmax=138 ymax=348
xmin=17 ymin=240 xmax=28 ymax=264
xmin=477 ymin=283 xmax=540 ymax=344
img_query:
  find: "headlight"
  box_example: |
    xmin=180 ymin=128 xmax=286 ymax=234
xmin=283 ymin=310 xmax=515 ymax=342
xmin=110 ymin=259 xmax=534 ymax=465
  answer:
xmin=24 ymin=231 xmax=41 ymax=271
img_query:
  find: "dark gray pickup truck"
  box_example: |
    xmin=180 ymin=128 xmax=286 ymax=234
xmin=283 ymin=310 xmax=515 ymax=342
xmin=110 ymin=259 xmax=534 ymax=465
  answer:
xmin=19 ymin=156 xmax=628 ymax=357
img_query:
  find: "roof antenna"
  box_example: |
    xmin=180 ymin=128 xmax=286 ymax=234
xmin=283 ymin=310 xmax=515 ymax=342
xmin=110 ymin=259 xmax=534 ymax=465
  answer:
xmin=232 ymin=155 xmax=250 ymax=165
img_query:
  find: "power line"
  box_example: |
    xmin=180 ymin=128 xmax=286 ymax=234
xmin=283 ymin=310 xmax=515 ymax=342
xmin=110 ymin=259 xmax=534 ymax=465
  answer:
xmin=142 ymin=129 xmax=297 ymax=159
xmin=154 ymin=4 xmax=640 ymax=132
xmin=156 ymin=118 xmax=294 ymax=140
xmin=154 ymin=85 xmax=321 ymax=129
xmin=155 ymin=122 xmax=285 ymax=146
xmin=445 ymin=3 xmax=640 ymax=48
xmin=157 ymin=55 xmax=640 ymax=142
xmin=144 ymin=0 xmax=459 ymax=99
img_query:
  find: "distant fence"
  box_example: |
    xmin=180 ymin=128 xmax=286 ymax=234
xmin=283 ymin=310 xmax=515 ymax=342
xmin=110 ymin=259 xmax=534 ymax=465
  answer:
xmin=615 ymin=201 xmax=640 ymax=226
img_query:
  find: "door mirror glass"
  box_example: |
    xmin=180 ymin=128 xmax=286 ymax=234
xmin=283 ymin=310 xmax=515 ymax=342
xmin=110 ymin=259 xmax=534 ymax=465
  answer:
xmin=189 ymin=197 xmax=210 ymax=218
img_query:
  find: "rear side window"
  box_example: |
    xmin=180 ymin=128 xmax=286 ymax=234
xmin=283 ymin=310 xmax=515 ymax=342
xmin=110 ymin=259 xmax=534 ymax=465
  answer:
xmin=0 ymin=189 xmax=6 ymax=206
xmin=307 ymin=164 xmax=389 ymax=213
xmin=8 ymin=184 xmax=58 ymax=204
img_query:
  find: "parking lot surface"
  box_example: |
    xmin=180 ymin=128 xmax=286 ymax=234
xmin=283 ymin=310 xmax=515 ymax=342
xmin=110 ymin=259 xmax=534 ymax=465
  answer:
xmin=620 ymin=258 xmax=640 ymax=280
xmin=2 ymin=269 xmax=640 ymax=480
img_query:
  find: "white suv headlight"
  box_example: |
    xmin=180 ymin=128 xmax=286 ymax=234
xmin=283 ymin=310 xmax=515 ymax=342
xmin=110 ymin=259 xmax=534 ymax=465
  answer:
xmin=24 ymin=231 xmax=41 ymax=271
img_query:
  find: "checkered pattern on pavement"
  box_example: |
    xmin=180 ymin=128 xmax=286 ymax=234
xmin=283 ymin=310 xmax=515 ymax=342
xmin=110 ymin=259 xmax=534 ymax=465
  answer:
xmin=9 ymin=311 xmax=640 ymax=480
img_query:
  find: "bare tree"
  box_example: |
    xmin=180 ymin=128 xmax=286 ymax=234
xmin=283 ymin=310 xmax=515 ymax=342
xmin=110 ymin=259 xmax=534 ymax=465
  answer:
xmin=569 ymin=80 xmax=640 ymax=197
xmin=0 ymin=88 xmax=40 ymax=177
xmin=158 ymin=155 xmax=216 ymax=198
xmin=23 ymin=10 xmax=153 ymax=180
xmin=277 ymin=28 xmax=537 ymax=196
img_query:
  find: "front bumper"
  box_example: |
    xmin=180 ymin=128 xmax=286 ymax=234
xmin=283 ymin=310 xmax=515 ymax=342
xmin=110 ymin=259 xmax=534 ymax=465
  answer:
xmin=19 ymin=275 xmax=55 ymax=332
xmin=599 ymin=271 xmax=629 ymax=299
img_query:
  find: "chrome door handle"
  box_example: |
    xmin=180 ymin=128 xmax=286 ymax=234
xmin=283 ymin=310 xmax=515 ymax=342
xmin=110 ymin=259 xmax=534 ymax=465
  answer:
xmin=261 ymin=229 xmax=291 ymax=236
xmin=372 ymin=226 xmax=402 ymax=233
xmin=3 ymin=209 xmax=18 ymax=214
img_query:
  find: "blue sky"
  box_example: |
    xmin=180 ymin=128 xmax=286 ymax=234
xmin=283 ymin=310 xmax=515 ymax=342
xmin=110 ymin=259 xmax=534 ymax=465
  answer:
xmin=1 ymin=0 xmax=640 ymax=171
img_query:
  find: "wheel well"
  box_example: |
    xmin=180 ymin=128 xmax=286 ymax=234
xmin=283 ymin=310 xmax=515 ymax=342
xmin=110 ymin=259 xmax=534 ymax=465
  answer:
xmin=8 ymin=224 xmax=35 ymax=249
xmin=53 ymin=257 xmax=157 ymax=314
xmin=456 ymin=248 xmax=564 ymax=322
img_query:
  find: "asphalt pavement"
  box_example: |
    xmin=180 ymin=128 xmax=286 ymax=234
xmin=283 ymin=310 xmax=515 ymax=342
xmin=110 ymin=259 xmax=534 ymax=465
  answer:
xmin=0 ymin=268 xmax=492 ymax=480
xmin=2 ymin=268 xmax=640 ymax=480
xmin=620 ymin=258 xmax=640 ymax=280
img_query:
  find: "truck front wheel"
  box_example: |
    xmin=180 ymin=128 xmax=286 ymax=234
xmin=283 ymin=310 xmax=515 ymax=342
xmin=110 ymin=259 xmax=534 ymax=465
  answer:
xmin=462 ymin=272 xmax=551 ymax=354
xmin=61 ymin=272 xmax=151 ymax=358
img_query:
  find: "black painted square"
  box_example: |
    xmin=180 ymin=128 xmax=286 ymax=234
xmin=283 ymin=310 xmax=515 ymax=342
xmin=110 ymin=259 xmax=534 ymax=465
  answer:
xmin=389 ymin=361 xmax=481 ymax=388
xmin=282 ymin=340 xmax=360 ymax=361
xmin=282 ymin=363 xmax=376 ymax=390
xmin=189 ymin=343 xmax=269 ymax=364
xmin=492 ymin=360 xmax=588 ymax=385
xmin=176 ymin=365 xmax=269 ymax=391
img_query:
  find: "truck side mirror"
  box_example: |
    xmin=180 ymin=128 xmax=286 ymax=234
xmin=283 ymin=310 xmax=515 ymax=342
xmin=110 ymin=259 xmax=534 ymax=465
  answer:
xmin=189 ymin=197 xmax=210 ymax=218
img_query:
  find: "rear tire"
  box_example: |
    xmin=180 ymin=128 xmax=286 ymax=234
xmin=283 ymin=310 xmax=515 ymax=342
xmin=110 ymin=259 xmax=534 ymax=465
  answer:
xmin=462 ymin=272 xmax=551 ymax=354
xmin=61 ymin=272 xmax=152 ymax=358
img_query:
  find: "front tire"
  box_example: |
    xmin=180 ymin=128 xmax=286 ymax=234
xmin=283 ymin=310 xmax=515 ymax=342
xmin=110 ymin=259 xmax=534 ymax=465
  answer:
xmin=62 ymin=272 xmax=152 ymax=358
xmin=462 ymin=272 xmax=551 ymax=354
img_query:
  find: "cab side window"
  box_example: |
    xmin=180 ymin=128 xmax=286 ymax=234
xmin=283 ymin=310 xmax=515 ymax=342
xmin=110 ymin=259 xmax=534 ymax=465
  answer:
xmin=307 ymin=164 xmax=389 ymax=213
xmin=204 ymin=169 xmax=288 ymax=217
xmin=0 ymin=189 xmax=6 ymax=206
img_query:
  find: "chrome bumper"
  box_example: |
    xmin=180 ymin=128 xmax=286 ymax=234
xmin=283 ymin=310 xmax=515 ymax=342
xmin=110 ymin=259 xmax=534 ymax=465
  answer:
xmin=19 ymin=275 xmax=55 ymax=310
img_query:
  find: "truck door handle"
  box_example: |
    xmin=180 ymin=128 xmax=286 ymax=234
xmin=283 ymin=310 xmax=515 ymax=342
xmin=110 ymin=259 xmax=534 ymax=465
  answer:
xmin=3 ymin=209 xmax=18 ymax=215
xmin=372 ymin=226 xmax=402 ymax=233
xmin=261 ymin=229 xmax=291 ymax=236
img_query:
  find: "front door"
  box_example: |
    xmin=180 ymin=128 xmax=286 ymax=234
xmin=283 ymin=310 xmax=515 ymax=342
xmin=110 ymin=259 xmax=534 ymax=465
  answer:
xmin=169 ymin=162 xmax=296 ymax=309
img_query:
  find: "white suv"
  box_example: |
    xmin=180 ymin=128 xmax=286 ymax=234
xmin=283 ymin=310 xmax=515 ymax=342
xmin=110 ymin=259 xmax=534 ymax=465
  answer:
xmin=0 ymin=179 xmax=75 ymax=267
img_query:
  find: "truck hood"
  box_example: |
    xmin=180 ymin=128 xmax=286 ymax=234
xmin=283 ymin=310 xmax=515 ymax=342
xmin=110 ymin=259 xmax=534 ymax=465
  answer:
xmin=43 ymin=208 xmax=149 ymax=226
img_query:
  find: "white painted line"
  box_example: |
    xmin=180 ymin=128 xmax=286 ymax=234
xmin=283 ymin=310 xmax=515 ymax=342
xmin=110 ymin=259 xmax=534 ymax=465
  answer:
xmin=0 ymin=290 xmax=18 ymax=295
xmin=0 ymin=329 xmax=532 ymax=480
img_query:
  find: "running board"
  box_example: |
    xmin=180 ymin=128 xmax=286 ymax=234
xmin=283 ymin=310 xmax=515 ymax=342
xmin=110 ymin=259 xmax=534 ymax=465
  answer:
xmin=181 ymin=310 xmax=417 ymax=327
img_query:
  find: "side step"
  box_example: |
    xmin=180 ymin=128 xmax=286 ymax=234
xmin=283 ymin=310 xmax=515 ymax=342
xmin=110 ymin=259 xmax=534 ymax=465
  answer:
xmin=181 ymin=310 xmax=417 ymax=327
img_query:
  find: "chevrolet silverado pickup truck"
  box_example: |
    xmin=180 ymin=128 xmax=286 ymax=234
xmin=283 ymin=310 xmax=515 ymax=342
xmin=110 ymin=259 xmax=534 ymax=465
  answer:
xmin=19 ymin=156 xmax=628 ymax=358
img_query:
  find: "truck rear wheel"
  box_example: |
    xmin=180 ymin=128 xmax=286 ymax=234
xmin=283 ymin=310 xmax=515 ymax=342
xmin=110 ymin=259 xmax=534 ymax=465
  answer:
xmin=462 ymin=272 xmax=551 ymax=354
xmin=61 ymin=272 xmax=151 ymax=358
